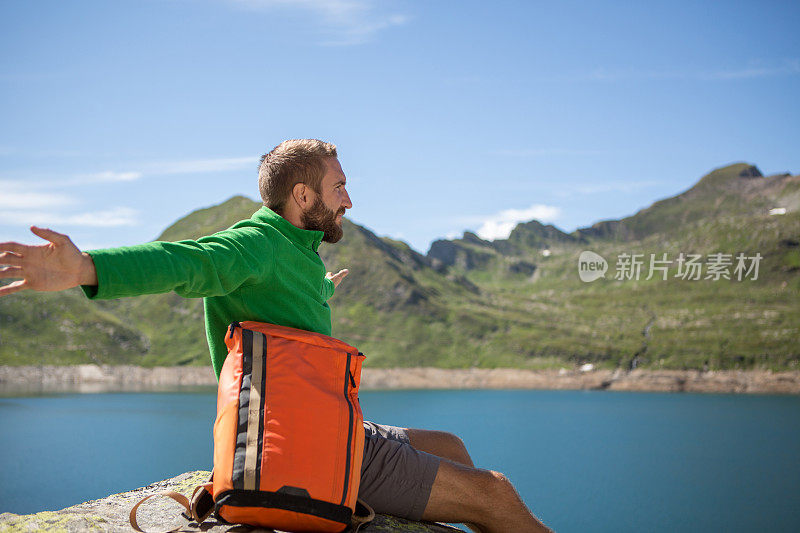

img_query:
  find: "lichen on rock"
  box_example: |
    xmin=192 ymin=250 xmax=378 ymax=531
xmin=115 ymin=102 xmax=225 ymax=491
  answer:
xmin=0 ymin=471 xmax=461 ymax=533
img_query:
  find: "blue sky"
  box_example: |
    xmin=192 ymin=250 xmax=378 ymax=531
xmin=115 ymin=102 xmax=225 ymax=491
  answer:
xmin=1 ymin=0 xmax=798 ymax=253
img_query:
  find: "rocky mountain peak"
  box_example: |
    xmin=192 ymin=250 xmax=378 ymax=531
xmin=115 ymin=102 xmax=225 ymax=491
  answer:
xmin=738 ymin=165 xmax=763 ymax=178
xmin=461 ymin=231 xmax=488 ymax=245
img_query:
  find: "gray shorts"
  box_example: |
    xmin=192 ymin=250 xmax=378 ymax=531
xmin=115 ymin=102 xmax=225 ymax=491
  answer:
xmin=359 ymin=421 xmax=441 ymax=521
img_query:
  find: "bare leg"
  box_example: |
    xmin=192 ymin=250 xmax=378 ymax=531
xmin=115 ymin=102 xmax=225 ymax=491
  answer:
xmin=405 ymin=429 xmax=551 ymax=533
xmin=422 ymin=459 xmax=552 ymax=533
xmin=405 ymin=429 xmax=483 ymax=533
xmin=406 ymin=428 xmax=475 ymax=466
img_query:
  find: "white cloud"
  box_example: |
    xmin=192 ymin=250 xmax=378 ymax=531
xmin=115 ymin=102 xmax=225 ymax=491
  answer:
xmin=77 ymin=171 xmax=144 ymax=183
xmin=0 ymin=146 xmax=89 ymax=158
xmin=549 ymin=59 xmax=800 ymax=83
xmin=561 ymin=180 xmax=666 ymax=195
xmin=0 ymin=181 xmax=75 ymax=209
xmin=472 ymin=204 xmax=562 ymax=241
xmin=0 ymin=180 xmax=139 ymax=227
xmin=0 ymin=154 xmax=255 ymax=231
xmin=0 ymin=207 xmax=138 ymax=228
xmin=226 ymin=0 xmax=408 ymax=45
xmin=62 ymin=208 xmax=139 ymax=227
xmin=699 ymin=59 xmax=800 ymax=80
xmin=144 ymin=156 xmax=257 ymax=175
xmin=493 ymin=148 xmax=608 ymax=157
xmin=52 ymin=156 xmax=256 ymax=186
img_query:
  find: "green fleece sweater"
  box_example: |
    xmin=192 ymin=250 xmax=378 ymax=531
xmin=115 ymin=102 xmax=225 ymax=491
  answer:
xmin=82 ymin=206 xmax=335 ymax=378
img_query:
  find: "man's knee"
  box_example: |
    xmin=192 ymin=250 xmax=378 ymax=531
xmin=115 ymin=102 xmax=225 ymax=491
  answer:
xmin=484 ymin=470 xmax=512 ymax=494
xmin=449 ymin=468 xmax=519 ymax=518
xmin=457 ymin=468 xmax=515 ymax=503
xmin=425 ymin=463 xmax=549 ymax=532
xmin=490 ymin=470 xmax=510 ymax=482
xmin=407 ymin=429 xmax=473 ymax=466
xmin=437 ymin=431 xmax=470 ymax=462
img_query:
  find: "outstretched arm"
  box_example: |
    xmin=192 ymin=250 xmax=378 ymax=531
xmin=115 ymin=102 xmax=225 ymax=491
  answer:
xmin=3 ymin=223 xmax=272 ymax=301
xmin=0 ymin=226 xmax=97 ymax=297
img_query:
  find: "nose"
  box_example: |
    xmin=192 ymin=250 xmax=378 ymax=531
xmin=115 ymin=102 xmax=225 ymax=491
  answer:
xmin=342 ymin=188 xmax=353 ymax=210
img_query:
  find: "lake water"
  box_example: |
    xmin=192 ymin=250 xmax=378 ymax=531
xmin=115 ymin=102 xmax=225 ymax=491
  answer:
xmin=1 ymin=389 xmax=799 ymax=532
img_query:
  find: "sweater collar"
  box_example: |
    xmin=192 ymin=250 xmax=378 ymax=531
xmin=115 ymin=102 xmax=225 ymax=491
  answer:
xmin=253 ymin=206 xmax=324 ymax=252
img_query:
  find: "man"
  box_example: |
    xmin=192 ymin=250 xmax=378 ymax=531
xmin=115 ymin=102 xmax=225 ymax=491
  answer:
xmin=0 ymin=139 xmax=551 ymax=533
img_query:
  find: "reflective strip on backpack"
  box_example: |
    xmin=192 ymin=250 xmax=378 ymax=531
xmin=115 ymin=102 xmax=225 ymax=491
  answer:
xmin=233 ymin=328 xmax=267 ymax=491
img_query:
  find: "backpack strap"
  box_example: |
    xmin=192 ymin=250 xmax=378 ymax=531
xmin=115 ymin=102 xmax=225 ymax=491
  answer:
xmin=130 ymin=473 xmax=215 ymax=533
xmin=131 ymin=487 xmax=373 ymax=533
xmin=189 ymin=479 xmax=215 ymax=523
xmin=350 ymin=498 xmax=375 ymax=533
xmin=129 ymin=491 xmax=191 ymax=533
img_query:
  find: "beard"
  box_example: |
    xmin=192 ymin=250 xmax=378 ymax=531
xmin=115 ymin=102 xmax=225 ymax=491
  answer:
xmin=301 ymin=195 xmax=344 ymax=243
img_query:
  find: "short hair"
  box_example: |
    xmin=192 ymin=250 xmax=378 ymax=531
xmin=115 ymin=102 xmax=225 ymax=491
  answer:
xmin=258 ymin=139 xmax=338 ymax=214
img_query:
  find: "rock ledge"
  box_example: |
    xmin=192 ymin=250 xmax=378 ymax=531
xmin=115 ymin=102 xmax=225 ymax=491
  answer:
xmin=0 ymin=471 xmax=460 ymax=532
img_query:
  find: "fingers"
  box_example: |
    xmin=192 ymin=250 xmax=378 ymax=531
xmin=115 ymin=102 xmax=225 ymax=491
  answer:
xmin=0 ymin=266 xmax=22 ymax=277
xmin=30 ymin=226 xmax=70 ymax=245
xmin=0 ymin=252 xmax=23 ymax=266
xmin=0 ymin=227 xmax=71 ymax=254
xmin=328 ymin=268 xmax=349 ymax=288
xmin=0 ymin=242 xmax=26 ymax=255
xmin=0 ymin=279 xmax=26 ymax=297
xmin=0 ymin=254 xmax=26 ymax=297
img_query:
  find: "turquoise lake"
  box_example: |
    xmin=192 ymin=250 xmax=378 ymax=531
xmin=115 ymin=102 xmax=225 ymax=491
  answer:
xmin=1 ymin=389 xmax=799 ymax=532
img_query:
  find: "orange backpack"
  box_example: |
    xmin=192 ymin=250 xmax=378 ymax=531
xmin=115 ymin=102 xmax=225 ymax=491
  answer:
xmin=213 ymin=321 xmax=366 ymax=532
xmin=130 ymin=321 xmax=369 ymax=533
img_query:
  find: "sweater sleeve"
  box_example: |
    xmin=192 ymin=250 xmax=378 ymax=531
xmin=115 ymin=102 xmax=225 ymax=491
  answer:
xmin=321 ymin=277 xmax=335 ymax=301
xmin=81 ymin=227 xmax=273 ymax=300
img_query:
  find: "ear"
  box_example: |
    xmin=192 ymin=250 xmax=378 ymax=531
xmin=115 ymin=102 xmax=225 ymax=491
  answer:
xmin=291 ymin=182 xmax=312 ymax=210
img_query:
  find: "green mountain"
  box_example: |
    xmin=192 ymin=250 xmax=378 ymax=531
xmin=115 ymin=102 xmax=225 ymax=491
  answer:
xmin=575 ymin=163 xmax=796 ymax=242
xmin=1 ymin=163 xmax=798 ymax=370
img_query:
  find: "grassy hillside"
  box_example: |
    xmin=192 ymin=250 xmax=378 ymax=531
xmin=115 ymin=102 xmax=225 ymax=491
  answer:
xmin=1 ymin=163 xmax=798 ymax=371
xmin=426 ymin=164 xmax=799 ymax=370
xmin=0 ymin=288 xmax=151 ymax=365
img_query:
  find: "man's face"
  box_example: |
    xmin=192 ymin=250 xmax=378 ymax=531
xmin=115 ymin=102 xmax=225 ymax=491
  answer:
xmin=300 ymin=157 xmax=352 ymax=243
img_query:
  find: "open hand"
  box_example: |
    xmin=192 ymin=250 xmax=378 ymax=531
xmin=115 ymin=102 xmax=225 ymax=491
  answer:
xmin=325 ymin=268 xmax=349 ymax=288
xmin=0 ymin=226 xmax=97 ymax=297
